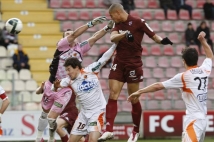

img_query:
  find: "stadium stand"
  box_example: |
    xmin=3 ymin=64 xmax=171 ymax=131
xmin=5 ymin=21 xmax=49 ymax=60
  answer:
xmin=1 ymin=0 xmax=214 ymax=112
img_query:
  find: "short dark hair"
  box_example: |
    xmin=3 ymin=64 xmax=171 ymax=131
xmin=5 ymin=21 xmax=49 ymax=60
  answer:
xmin=63 ymin=29 xmax=72 ymax=38
xmin=182 ymin=47 xmax=198 ymax=66
xmin=64 ymin=57 xmax=82 ymax=69
xmin=187 ymin=22 xmax=192 ymax=26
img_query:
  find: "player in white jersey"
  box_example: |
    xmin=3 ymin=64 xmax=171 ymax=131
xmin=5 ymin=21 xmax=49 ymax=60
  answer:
xmin=52 ymin=44 xmax=117 ymax=142
xmin=35 ymin=17 xmax=114 ymax=142
xmin=128 ymin=31 xmax=213 ymax=142
xmin=0 ymin=86 xmax=10 ymax=124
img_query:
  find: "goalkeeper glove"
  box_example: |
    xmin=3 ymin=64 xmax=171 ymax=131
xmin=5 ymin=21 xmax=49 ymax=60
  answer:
xmin=161 ymin=37 xmax=173 ymax=45
xmin=87 ymin=16 xmax=107 ymax=28
xmin=126 ymin=31 xmax=134 ymax=42
xmin=104 ymin=20 xmax=114 ymax=32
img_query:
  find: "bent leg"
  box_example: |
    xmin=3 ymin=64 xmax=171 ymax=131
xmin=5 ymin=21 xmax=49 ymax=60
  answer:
xmin=106 ymin=79 xmax=124 ymax=132
xmin=56 ymin=117 xmax=69 ymax=142
xmin=36 ymin=110 xmax=49 ymax=142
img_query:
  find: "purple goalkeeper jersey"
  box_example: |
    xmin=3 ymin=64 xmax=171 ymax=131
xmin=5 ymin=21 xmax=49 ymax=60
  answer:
xmin=49 ymin=37 xmax=91 ymax=83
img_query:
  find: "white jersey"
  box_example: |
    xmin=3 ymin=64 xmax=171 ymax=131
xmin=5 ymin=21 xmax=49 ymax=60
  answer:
xmin=0 ymin=85 xmax=7 ymax=101
xmin=59 ymin=44 xmax=116 ymax=113
xmin=162 ymin=58 xmax=212 ymax=119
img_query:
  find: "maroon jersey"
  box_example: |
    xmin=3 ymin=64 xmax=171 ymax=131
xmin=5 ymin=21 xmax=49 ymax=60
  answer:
xmin=112 ymin=15 xmax=155 ymax=63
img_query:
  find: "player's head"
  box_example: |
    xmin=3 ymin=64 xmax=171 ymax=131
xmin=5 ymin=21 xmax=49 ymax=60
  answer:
xmin=182 ymin=48 xmax=198 ymax=67
xmin=18 ymin=44 xmax=23 ymax=51
xmin=63 ymin=29 xmax=78 ymax=43
xmin=200 ymin=21 xmax=207 ymax=29
xmin=187 ymin=22 xmax=193 ymax=29
xmin=108 ymin=3 xmax=127 ymax=23
xmin=64 ymin=57 xmax=82 ymax=80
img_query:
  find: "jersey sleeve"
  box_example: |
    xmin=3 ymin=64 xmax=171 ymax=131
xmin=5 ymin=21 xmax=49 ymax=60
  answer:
xmin=60 ymin=77 xmax=71 ymax=88
xmin=162 ymin=73 xmax=183 ymax=89
xmin=84 ymin=44 xmax=117 ymax=73
xmin=0 ymin=85 xmax=7 ymax=101
xmin=74 ymin=40 xmax=91 ymax=56
xmin=0 ymin=85 xmax=5 ymax=94
xmin=57 ymin=37 xmax=70 ymax=51
xmin=200 ymin=58 xmax=212 ymax=76
xmin=140 ymin=19 xmax=155 ymax=38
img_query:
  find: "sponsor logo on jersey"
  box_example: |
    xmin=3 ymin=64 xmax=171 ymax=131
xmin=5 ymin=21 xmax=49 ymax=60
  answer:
xmin=89 ymin=122 xmax=97 ymax=126
xmin=77 ymin=80 xmax=98 ymax=93
xmin=92 ymin=62 xmax=101 ymax=72
xmin=129 ymin=21 xmax=132 ymax=25
xmin=80 ymin=41 xmax=88 ymax=47
xmin=119 ymin=30 xmax=130 ymax=34
xmin=197 ymin=93 xmax=207 ymax=102
xmin=54 ymin=101 xmax=63 ymax=108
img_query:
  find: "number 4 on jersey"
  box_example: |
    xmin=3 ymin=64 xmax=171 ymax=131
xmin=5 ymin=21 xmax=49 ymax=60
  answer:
xmin=110 ymin=64 xmax=117 ymax=71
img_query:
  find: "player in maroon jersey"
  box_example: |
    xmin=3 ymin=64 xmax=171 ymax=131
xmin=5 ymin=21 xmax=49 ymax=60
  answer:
xmin=98 ymin=3 xmax=173 ymax=142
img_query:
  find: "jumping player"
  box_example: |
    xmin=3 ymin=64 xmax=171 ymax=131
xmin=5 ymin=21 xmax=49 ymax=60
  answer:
xmin=128 ymin=31 xmax=213 ymax=142
xmin=98 ymin=3 xmax=173 ymax=142
xmin=35 ymin=17 xmax=114 ymax=142
xmin=53 ymin=44 xmax=117 ymax=142
xmin=0 ymin=86 xmax=10 ymax=124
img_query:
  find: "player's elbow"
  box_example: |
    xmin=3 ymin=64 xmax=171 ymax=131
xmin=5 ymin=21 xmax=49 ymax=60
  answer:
xmin=154 ymin=82 xmax=164 ymax=91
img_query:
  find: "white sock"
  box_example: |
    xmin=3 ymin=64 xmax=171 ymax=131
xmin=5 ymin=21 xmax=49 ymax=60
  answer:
xmin=37 ymin=130 xmax=43 ymax=139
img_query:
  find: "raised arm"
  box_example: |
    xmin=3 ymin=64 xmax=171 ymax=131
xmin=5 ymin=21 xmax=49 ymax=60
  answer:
xmin=110 ymin=31 xmax=127 ymax=42
xmin=67 ymin=16 xmax=107 ymax=43
xmin=197 ymin=31 xmax=213 ymax=59
xmin=35 ymin=82 xmax=45 ymax=94
xmin=88 ymin=20 xmax=114 ymax=47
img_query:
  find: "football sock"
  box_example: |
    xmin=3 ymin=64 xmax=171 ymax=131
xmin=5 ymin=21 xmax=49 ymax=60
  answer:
xmin=131 ymin=101 xmax=142 ymax=133
xmin=61 ymin=134 xmax=69 ymax=142
xmin=106 ymin=99 xmax=117 ymax=132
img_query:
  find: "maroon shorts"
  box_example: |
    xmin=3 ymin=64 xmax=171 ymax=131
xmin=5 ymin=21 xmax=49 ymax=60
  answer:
xmin=59 ymin=105 xmax=78 ymax=134
xmin=109 ymin=58 xmax=143 ymax=83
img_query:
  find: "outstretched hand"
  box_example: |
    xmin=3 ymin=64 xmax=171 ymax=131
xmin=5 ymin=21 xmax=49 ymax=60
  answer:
xmin=104 ymin=20 xmax=114 ymax=32
xmin=161 ymin=37 xmax=173 ymax=45
xmin=198 ymin=31 xmax=206 ymax=41
xmin=127 ymin=91 xmax=141 ymax=102
xmin=87 ymin=16 xmax=107 ymax=28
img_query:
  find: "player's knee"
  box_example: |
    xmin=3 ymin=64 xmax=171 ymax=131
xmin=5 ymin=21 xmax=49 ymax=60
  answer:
xmin=88 ymin=137 xmax=97 ymax=142
xmin=41 ymin=111 xmax=48 ymax=119
xmin=37 ymin=112 xmax=48 ymax=131
xmin=47 ymin=117 xmax=57 ymax=131
xmin=109 ymin=89 xmax=120 ymax=100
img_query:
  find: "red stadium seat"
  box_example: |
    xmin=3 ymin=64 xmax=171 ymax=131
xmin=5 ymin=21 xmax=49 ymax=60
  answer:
xmin=105 ymin=11 xmax=111 ymax=20
xmin=207 ymin=100 xmax=213 ymax=109
xmin=145 ymin=56 xmax=156 ymax=67
xmin=154 ymin=10 xmax=165 ymax=20
xmin=193 ymin=9 xmax=203 ymax=20
xmin=147 ymin=100 xmax=159 ymax=110
xmin=86 ymin=0 xmax=96 ymax=8
xmin=118 ymin=95 xmax=127 ymax=101
xmin=160 ymin=100 xmax=172 ymax=110
xmin=142 ymin=10 xmax=153 ymax=20
xmin=61 ymin=21 xmax=73 ymax=32
xmin=55 ymin=10 xmax=67 ymax=20
xmin=67 ymin=11 xmax=79 ymax=20
xmin=101 ymin=68 xmax=110 ymax=79
xmin=99 ymin=45 xmax=109 ymax=54
xmin=174 ymin=21 xmax=185 ymax=32
xmin=167 ymin=10 xmax=178 ymax=20
xmin=82 ymin=57 xmax=93 ymax=67
xmin=121 ymin=101 xmax=132 ymax=112
xmin=153 ymin=68 xmax=164 ymax=78
xmin=80 ymin=33 xmax=91 ymax=42
xmin=153 ymin=90 xmax=165 ymax=100
xmin=98 ymin=0 xmax=106 ymax=8
xmin=143 ymin=34 xmax=154 ymax=43
xmin=176 ymin=44 xmax=185 ymax=55
xmin=74 ymin=21 xmax=84 ymax=29
xmin=163 ymin=45 xmax=174 ymax=55
xmin=150 ymin=45 xmax=162 ymax=55
xmin=158 ymin=56 xmax=169 ymax=67
xmin=185 ymin=0 xmax=196 ymax=8
xmin=100 ymin=79 xmax=108 ymax=89
xmin=73 ymin=0 xmax=84 ymax=8
xmin=142 ymin=45 xmax=149 ymax=55
xmin=92 ymin=10 xmax=103 ymax=19
xmin=166 ymin=89 xmax=180 ymax=100
xmin=166 ymin=68 xmax=176 ymax=78
xmin=171 ymin=56 xmax=183 ymax=67
xmin=50 ymin=0 xmax=61 ymax=8
xmin=179 ymin=9 xmax=190 ymax=20
xmin=130 ymin=10 xmax=141 ymax=18
xmin=148 ymin=0 xmax=159 ymax=8
xmin=145 ymin=78 xmax=157 ymax=86
xmin=86 ymin=45 xmax=99 ymax=56
xmin=179 ymin=68 xmax=186 ymax=73
xmin=61 ymin=0 xmax=72 ymax=8
xmin=140 ymin=93 xmax=153 ymax=100
xmin=208 ymin=89 xmax=214 ymax=99
xmin=148 ymin=21 xmax=160 ymax=32
xmin=143 ymin=68 xmax=151 ymax=78
xmin=162 ymin=21 xmax=173 ymax=32
xmin=168 ymin=33 xmax=180 ymax=44
xmin=104 ymin=35 xmax=110 ymax=44
xmin=79 ymin=10 xmax=91 ymax=20
xmin=174 ymin=100 xmax=185 ymax=109
xmin=135 ymin=0 xmax=146 ymax=8
xmin=196 ymin=0 xmax=205 ymax=8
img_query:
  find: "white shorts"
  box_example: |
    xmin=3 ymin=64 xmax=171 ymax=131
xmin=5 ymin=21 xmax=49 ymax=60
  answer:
xmin=0 ymin=85 xmax=5 ymax=94
xmin=182 ymin=116 xmax=207 ymax=142
xmin=71 ymin=109 xmax=105 ymax=135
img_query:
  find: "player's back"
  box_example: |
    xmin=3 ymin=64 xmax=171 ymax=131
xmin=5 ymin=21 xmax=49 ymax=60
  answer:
xmin=181 ymin=58 xmax=212 ymax=118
